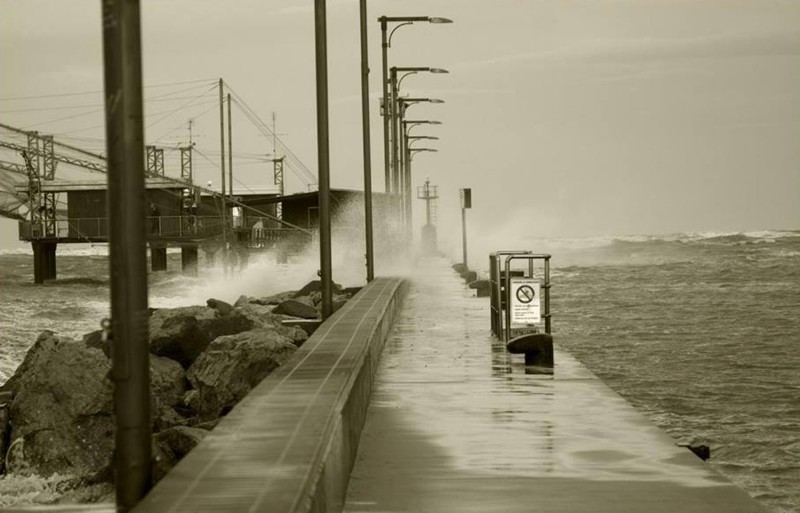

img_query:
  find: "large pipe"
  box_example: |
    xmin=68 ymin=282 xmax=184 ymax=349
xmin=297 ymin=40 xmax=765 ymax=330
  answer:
xmin=100 ymin=0 xmax=151 ymax=509
xmin=360 ymin=0 xmax=375 ymax=282
xmin=315 ymin=0 xmax=333 ymax=318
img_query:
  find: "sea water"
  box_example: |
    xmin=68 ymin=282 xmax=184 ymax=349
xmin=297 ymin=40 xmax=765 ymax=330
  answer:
xmin=1 ymin=230 xmax=798 ymax=512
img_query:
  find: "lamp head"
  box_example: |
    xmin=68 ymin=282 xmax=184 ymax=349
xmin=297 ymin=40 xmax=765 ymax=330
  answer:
xmin=428 ymin=17 xmax=453 ymax=24
xmin=429 ymin=68 xmax=449 ymax=74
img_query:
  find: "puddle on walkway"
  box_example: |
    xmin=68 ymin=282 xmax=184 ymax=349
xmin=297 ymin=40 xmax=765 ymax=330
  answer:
xmin=373 ymin=257 xmax=730 ymax=487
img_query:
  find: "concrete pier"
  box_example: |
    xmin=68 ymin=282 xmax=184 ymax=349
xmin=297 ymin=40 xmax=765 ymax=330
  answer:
xmin=150 ymin=245 xmax=167 ymax=272
xmin=344 ymin=257 xmax=766 ymax=513
xmin=180 ymin=245 xmax=198 ymax=275
xmin=31 ymin=241 xmax=57 ymax=283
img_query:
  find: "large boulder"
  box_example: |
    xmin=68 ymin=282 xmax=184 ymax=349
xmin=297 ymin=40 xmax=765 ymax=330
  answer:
xmin=206 ymin=298 xmax=234 ymax=317
xmin=186 ymin=329 xmax=297 ymax=420
xmin=234 ymin=295 xmax=253 ymax=308
xmin=1 ymin=391 xmax=12 ymax=475
xmin=272 ymin=299 xmax=319 ymax=320
xmin=7 ymin=331 xmax=114 ymax=477
xmin=293 ymin=294 xmax=316 ymax=307
xmin=82 ymin=329 xmax=108 ymax=357
xmin=149 ymin=306 xmax=256 ymax=368
xmin=6 ymin=332 xmax=192 ymax=478
xmin=155 ymin=425 xmax=207 ymax=460
xmin=149 ymin=355 xmax=187 ymax=408
xmin=235 ymin=304 xmax=308 ymax=346
xmin=284 ymin=325 xmax=309 ymax=347
xmin=292 ymin=280 xmax=343 ymax=298
xmin=236 ymin=304 xmax=286 ymax=330
xmin=252 ymin=290 xmax=296 ymax=306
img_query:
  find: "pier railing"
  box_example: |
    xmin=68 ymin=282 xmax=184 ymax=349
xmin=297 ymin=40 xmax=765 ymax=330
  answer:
xmin=19 ymin=216 xmax=308 ymax=246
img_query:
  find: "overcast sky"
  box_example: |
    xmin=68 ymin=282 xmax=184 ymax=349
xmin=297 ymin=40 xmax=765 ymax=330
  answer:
xmin=1 ymin=0 xmax=799 ymax=251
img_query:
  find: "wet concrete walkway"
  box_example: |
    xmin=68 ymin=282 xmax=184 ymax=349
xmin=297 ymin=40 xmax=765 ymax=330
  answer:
xmin=344 ymin=256 xmax=765 ymax=513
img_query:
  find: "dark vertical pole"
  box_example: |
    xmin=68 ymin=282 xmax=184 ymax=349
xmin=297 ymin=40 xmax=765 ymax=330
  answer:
xmin=380 ymin=18 xmax=390 ymax=195
xmin=315 ymin=0 xmax=333 ymax=318
xmin=360 ymin=0 xmax=375 ymax=282
xmin=218 ymin=79 xmax=228 ymax=270
xmin=227 ymin=93 xmax=234 ymax=265
xmin=405 ymin=145 xmax=413 ymax=242
xmin=100 ymin=0 xmax=151 ymax=509
xmin=401 ymin=112 xmax=412 ymax=241
xmin=398 ymin=102 xmax=406 ymax=223
xmin=390 ymin=69 xmax=401 ymax=219
xmin=544 ymin=256 xmax=551 ymax=334
xmin=227 ymin=93 xmax=233 ymax=202
xmin=461 ymin=205 xmax=467 ymax=267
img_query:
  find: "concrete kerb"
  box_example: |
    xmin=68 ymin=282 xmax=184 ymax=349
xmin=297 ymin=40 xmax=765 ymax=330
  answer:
xmin=308 ymin=278 xmax=409 ymax=512
xmin=131 ymin=277 xmax=408 ymax=513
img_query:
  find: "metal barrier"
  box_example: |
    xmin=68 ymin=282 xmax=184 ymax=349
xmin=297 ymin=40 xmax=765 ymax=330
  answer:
xmin=19 ymin=216 xmax=230 ymax=241
xmin=489 ymin=251 xmax=551 ymax=342
xmin=19 ymin=216 xmax=309 ymax=247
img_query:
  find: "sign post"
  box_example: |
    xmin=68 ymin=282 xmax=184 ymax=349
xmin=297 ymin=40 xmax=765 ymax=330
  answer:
xmin=459 ymin=188 xmax=471 ymax=268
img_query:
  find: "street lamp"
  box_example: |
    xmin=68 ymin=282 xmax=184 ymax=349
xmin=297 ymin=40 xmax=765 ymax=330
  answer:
xmin=378 ymin=16 xmax=452 ymax=196
xmin=404 ymin=120 xmax=442 ymax=131
xmin=402 ymin=120 xmax=441 ymax=233
xmin=390 ymin=67 xmax=448 ymax=198
xmin=359 ymin=0 xmax=374 ymax=282
xmin=396 ymin=97 xmax=445 ymax=228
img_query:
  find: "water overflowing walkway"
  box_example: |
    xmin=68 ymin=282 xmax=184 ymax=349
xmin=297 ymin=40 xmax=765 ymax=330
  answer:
xmin=344 ymin=256 xmax=765 ymax=513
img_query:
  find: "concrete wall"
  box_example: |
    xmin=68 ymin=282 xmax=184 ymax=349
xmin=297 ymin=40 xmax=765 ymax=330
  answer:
xmin=133 ymin=277 xmax=408 ymax=513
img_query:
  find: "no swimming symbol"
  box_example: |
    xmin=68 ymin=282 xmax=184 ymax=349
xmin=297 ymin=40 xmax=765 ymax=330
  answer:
xmin=516 ymin=285 xmax=535 ymax=304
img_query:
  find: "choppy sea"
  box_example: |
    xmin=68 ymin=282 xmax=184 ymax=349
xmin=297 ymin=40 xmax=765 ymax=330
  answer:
xmin=1 ymin=230 xmax=798 ymax=512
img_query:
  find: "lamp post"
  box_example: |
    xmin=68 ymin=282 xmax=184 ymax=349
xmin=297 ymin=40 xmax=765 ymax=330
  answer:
xmin=389 ymin=67 xmax=447 ymax=199
xmin=378 ymin=16 xmax=452 ymax=196
xmin=359 ymin=0 xmax=374 ymax=282
xmin=314 ymin=0 xmax=333 ymax=319
xmin=397 ymin=98 xmax=444 ymax=231
xmin=401 ymin=120 xmax=441 ymax=239
xmin=100 ymin=0 xmax=151 ymax=508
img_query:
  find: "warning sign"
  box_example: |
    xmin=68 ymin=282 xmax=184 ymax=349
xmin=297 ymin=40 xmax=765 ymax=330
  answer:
xmin=510 ymin=278 xmax=541 ymax=326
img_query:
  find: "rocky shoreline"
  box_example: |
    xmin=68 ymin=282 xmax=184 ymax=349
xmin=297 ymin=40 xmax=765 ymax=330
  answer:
xmin=0 ymin=281 xmax=356 ymax=506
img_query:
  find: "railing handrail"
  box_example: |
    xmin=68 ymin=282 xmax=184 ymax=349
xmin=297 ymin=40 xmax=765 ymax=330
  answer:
xmin=19 ymin=216 xmax=308 ymax=241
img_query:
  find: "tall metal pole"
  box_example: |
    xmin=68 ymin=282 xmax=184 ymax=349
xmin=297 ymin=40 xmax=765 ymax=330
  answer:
xmin=100 ymin=0 xmax=151 ymax=509
xmin=218 ymin=79 xmax=228 ymax=268
xmin=380 ymin=18 xmax=390 ymax=195
xmin=390 ymin=68 xmax=401 ymax=220
xmin=398 ymin=101 xmax=406 ymax=222
xmin=315 ymin=0 xmax=333 ymax=318
xmin=227 ymin=93 xmax=233 ymax=202
xmin=400 ymin=106 xmax=413 ymax=238
xmin=360 ymin=0 xmax=375 ymax=282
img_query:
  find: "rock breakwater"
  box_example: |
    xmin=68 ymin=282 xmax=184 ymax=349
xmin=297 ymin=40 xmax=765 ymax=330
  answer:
xmin=0 ymin=281 xmax=355 ymax=507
